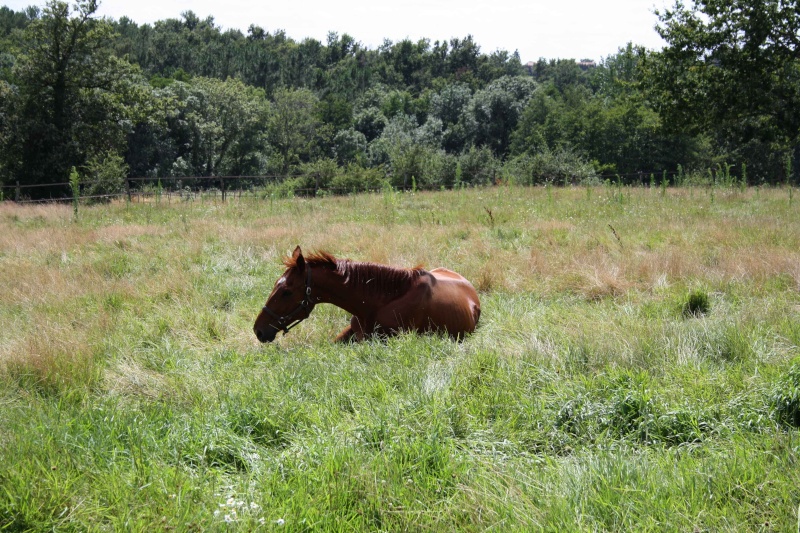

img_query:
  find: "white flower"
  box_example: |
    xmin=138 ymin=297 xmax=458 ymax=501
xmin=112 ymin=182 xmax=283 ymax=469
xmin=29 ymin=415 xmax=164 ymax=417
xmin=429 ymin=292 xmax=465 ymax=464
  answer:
xmin=275 ymin=518 xmax=285 ymax=526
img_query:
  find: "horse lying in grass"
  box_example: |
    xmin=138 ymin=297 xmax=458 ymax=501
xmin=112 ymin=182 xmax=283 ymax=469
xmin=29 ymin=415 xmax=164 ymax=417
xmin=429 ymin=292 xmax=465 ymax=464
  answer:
xmin=254 ymin=246 xmax=481 ymax=343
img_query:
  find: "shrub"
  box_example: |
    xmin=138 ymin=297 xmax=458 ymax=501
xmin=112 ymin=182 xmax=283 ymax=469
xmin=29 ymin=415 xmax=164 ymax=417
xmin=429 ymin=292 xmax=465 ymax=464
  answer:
xmin=330 ymin=164 xmax=388 ymax=193
xmin=333 ymin=128 xmax=367 ymax=165
xmin=458 ymin=146 xmax=498 ymax=186
xmin=683 ymin=289 xmax=711 ymax=317
xmin=299 ymin=158 xmax=341 ymax=191
xmin=83 ymin=151 xmax=128 ymax=203
xmin=504 ymin=148 xmax=596 ymax=186
xmin=770 ymin=358 xmax=800 ymax=427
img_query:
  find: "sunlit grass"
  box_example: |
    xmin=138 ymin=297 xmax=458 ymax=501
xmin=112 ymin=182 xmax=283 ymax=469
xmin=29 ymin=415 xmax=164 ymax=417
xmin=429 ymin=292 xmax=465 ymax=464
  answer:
xmin=1 ymin=185 xmax=799 ymax=530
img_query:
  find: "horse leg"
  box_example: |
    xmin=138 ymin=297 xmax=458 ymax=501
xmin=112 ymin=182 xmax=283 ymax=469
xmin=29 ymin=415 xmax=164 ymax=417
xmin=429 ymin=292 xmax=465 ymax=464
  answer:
xmin=334 ymin=324 xmax=356 ymax=343
xmin=335 ymin=316 xmax=371 ymax=342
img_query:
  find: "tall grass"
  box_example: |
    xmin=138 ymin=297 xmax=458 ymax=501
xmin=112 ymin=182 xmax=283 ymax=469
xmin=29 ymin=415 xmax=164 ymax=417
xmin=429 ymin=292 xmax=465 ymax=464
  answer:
xmin=1 ymin=185 xmax=799 ymax=530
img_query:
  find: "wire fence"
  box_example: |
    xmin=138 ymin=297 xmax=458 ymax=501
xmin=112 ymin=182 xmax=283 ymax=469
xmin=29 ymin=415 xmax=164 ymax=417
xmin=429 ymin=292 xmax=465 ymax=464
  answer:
xmin=0 ymin=174 xmax=402 ymax=204
xmin=1 ymin=169 xmax=694 ymax=205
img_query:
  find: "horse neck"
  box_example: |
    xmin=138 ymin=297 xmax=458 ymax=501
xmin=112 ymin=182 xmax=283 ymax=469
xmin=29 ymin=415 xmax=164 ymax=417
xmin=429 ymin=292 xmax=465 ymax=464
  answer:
xmin=310 ymin=260 xmax=408 ymax=316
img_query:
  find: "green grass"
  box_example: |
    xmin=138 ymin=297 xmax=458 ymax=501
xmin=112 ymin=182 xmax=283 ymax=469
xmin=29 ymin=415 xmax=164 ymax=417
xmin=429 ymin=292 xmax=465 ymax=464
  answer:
xmin=1 ymin=185 xmax=799 ymax=531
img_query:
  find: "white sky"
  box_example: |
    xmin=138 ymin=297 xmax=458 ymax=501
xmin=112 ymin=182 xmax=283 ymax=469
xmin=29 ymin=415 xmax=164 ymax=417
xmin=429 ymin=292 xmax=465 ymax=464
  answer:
xmin=3 ymin=0 xmax=670 ymax=62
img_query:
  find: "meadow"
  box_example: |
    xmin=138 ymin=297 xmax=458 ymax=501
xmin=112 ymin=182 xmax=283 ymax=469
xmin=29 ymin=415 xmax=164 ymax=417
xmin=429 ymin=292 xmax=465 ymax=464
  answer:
xmin=1 ymin=184 xmax=799 ymax=531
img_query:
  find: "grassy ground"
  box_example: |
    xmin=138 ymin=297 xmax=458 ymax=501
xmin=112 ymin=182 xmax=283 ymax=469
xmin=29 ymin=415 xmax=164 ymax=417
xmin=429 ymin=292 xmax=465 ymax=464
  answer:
xmin=1 ymin=185 xmax=799 ymax=531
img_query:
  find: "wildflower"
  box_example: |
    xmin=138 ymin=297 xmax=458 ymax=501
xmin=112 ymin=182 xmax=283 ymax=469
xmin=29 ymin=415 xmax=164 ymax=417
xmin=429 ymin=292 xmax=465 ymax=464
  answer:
xmin=275 ymin=518 xmax=285 ymax=526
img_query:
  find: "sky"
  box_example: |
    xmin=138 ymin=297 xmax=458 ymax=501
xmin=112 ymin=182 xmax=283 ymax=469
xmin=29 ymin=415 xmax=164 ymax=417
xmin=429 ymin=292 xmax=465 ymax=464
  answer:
xmin=3 ymin=0 xmax=671 ymax=62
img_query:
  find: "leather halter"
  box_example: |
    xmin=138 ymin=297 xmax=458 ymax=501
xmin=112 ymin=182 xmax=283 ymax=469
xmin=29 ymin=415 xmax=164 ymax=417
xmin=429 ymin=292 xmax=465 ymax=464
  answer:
xmin=261 ymin=267 xmax=314 ymax=335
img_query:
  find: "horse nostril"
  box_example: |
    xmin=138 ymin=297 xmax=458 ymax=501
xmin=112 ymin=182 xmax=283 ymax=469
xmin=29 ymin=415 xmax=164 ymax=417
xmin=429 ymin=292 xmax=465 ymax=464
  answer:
xmin=255 ymin=328 xmax=265 ymax=342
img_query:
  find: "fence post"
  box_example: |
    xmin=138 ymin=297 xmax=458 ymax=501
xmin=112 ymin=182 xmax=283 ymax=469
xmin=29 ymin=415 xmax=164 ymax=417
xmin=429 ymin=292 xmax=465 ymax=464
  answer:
xmin=221 ymin=177 xmax=226 ymax=202
xmin=15 ymin=181 xmax=20 ymax=202
xmin=126 ymin=178 xmax=132 ymax=203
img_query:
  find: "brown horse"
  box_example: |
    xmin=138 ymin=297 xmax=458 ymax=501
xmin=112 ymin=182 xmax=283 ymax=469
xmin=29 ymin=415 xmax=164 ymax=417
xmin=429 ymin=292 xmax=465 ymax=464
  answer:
xmin=253 ymin=246 xmax=481 ymax=343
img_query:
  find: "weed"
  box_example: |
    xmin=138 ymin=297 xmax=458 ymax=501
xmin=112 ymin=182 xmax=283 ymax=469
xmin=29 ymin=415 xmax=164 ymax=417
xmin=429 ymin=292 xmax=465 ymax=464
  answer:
xmin=69 ymin=166 xmax=80 ymax=219
xmin=683 ymin=289 xmax=711 ymax=317
xmin=770 ymin=357 xmax=800 ymax=427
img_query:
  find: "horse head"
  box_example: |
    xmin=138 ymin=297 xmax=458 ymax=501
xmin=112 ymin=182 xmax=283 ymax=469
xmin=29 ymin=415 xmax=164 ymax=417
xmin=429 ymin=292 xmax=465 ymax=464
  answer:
xmin=253 ymin=246 xmax=315 ymax=343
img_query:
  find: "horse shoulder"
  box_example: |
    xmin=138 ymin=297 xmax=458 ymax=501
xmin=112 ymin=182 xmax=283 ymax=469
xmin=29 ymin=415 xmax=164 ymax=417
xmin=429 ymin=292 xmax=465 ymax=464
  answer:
xmin=413 ymin=270 xmax=435 ymax=297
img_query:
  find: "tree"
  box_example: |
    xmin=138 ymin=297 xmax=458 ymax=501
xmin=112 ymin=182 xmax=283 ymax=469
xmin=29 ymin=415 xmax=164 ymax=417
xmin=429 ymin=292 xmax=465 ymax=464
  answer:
xmin=156 ymin=77 xmax=268 ymax=177
xmin=470 ymin=76 xmax=537 ymax=156
xmin=591 ymin=43 xmax=647 ymax=98
xmin=429 ymin=82 xmax=474 ymax=153
xmin=333 ymin=128 xmax=367 ymax=165
xmin=7 ymin=0 xmax=141 ymax=193
xmin=510 ymin=79 xmax=704 ymax=177
xmin=648 ymin=0 xmax=800 ymax=181
xmin=0 ymin=80 xmax=16 ymax=182
xmin=267 ymin=88 xmax=321 ymax=175
xmin=353 ymin=106 xmax=387 ymax=143
xmin=186 ymin=77 xmax=269 ymax=176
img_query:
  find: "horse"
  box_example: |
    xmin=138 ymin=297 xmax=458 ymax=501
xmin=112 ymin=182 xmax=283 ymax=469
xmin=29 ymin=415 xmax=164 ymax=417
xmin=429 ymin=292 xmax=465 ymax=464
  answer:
xmin=253 ymin=246 xmax=481 ymax=343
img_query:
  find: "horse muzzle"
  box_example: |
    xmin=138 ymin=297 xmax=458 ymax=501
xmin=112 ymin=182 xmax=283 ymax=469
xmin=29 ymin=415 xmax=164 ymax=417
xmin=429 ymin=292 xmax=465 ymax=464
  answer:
xmin=254 ymin=324 xmax=278 ymax=343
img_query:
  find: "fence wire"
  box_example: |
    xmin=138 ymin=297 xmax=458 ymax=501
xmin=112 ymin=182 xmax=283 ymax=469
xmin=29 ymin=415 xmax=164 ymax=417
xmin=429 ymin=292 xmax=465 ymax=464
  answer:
xmin=1 ymin=170 xmax=687 ymax=204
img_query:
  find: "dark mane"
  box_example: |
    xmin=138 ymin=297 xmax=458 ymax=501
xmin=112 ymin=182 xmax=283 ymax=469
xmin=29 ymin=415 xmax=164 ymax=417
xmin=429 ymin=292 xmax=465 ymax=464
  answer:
xmin=285 ymin=250 xmax=425 ymax=298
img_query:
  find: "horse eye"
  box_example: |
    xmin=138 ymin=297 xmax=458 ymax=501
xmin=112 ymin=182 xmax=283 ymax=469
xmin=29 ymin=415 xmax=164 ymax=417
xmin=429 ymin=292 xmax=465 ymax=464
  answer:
xmin=281 ymin=289 xmax=292 ymax=298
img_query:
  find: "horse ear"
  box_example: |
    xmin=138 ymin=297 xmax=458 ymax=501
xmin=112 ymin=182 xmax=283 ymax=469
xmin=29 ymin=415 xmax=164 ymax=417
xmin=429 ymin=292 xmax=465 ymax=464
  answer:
xmin=292 ymin=246 xmax=305 ymax=271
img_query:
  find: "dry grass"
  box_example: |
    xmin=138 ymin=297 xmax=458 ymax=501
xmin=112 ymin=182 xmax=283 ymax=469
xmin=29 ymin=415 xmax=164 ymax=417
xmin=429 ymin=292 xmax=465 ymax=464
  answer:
xmin=1 ymin=185 xmax=798 ymax=389
xmin=2 ymin=185 xmax=799 ymax=531
xmin=0 ymin=324 xmax=99 ymax=397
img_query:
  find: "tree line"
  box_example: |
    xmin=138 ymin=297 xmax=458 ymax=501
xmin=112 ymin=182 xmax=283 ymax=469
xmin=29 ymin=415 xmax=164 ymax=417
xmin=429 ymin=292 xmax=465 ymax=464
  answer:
xmin=1 ymin=0 xmax=798 ymax=199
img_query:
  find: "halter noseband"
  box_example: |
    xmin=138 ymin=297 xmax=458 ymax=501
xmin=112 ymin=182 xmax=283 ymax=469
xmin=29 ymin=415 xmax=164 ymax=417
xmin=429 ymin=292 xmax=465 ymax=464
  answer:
xmin=261 ymin=267 xmax=314 ymax=335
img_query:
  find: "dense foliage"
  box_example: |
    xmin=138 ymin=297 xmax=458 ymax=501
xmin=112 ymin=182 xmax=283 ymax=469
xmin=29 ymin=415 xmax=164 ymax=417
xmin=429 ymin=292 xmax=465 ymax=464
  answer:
xmin=1 ymin=0 xmax=799 ymax=197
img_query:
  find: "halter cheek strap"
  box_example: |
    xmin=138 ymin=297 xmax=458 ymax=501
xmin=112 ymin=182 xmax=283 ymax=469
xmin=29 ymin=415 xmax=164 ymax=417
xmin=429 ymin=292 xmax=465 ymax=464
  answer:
xmin=262 ymin=267 xmax=314 ymax=335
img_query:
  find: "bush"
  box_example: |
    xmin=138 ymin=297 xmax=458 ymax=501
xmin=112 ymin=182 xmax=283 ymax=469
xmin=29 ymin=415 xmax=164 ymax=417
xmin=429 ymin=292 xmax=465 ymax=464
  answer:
xmin=683 ymin=289 xmax=711 ymax=317
xmin=770 ymin=358 xmax=800 ymax=427
xmin=262 ymin=177 xmax=308 ymax=198
xmin=83 ymin=151 xmax=128 ymax=203
xmin=330 ymin=164 xmax=388 ymax=193
xmin=299 ymin=158 xmax=341 ymax=190
xmin=333 ymin=128 xmax=367 ymax=165
xmin=504 ymin=148 xmax=596 ymax=186
xmin=458 ymin=146 xmax=499 ymax=186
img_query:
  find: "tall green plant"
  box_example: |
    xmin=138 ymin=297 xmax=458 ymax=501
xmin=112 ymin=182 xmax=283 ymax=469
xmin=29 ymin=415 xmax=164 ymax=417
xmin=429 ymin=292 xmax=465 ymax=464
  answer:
xmin=740 ymin=162 xmax=747 ymax=191
xmin=84 ymin=151 xmax=128 ymax=203
xmin=69 ymin=166 xmax=80 ymax=218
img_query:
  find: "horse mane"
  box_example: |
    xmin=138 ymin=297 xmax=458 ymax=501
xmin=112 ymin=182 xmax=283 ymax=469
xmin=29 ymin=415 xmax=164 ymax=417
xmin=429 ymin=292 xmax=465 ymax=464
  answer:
xmin=284 ymin=250 xmax=425 ymax=298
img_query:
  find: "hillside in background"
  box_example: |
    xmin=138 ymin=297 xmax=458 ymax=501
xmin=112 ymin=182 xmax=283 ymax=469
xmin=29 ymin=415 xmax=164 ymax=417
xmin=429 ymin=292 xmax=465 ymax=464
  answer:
xmin=1 ymin=1 xmax=799 ymax=198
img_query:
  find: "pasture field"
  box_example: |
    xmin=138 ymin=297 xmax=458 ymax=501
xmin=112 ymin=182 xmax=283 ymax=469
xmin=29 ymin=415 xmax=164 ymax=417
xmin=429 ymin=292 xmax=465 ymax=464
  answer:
xmin=1 ymin=185 xmax=799 ymax=531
